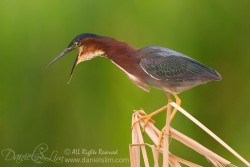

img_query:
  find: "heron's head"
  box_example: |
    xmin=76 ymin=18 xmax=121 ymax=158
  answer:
xmin=48 ymin=33 xmax=106 ymax=82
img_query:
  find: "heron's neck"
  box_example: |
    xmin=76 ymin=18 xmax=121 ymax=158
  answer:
xmin=98 ymin=38 xmax=139 ymax=68
xmin=84 ymin=38 xmax=150 ymax=91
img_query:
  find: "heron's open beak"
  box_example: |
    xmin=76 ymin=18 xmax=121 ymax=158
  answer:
xmin=47 ymin=48 xmax=71 ymax=68
xmin=68 ymin=53 xmax=80 ymax=84
xmin=47 ymin=47 xmax=81 ymax=84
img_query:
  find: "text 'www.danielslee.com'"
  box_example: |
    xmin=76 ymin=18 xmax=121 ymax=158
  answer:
xmin=1 ymin=143 xmax=130 ymax=165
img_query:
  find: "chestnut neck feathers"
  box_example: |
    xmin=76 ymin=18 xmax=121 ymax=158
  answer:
xmin=79 ymin=37 xmax=150 ymax=91
xmin=80 ymin=37 xmax=139 ymax=72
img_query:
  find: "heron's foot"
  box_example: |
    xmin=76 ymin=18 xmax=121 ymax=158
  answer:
xmin=157 ymin=127 xmax=171 ymax=148
xmin=157 ymin=128 xmax=165 ymax=148
xmin=131 ymin=110 xmax=155 ymax=132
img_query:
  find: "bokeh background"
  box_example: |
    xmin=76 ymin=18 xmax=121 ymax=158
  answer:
xmin=1 ymin=0 xmax=250 ymax=166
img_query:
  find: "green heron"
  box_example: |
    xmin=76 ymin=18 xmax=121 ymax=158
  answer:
xmin=48 ymin=33 xmax=221 ymax=129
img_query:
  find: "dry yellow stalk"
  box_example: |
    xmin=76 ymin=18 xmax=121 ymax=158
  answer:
xmin=130 ymin=102 xmax=249 ymax=167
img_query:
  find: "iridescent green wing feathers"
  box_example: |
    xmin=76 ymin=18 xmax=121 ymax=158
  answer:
xmin=139 ymin=46 xmax=221 ymax=81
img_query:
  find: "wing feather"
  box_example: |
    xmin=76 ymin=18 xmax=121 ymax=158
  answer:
xmin=139 ymin=46 xmax=220 ymax=81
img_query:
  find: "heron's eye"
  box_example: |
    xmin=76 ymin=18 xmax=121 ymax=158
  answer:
xmin=74 ymin=42 xmax=78 ymax=47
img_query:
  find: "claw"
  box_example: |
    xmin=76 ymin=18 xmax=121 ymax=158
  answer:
xmin=131 ymin=111 xmax=155 ymax=131
xmin=157 ymin=127 xmax=171 ymax=148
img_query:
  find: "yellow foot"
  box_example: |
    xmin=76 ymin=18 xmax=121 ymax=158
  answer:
xmin=131 ymin=110 xmax=155 ymax=132
xmin=157 ymin=129 xmax=164 ymax=148
xmin=157 ymin=127 xmax=171 ymax=148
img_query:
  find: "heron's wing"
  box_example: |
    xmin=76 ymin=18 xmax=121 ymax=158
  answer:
xmin=139 ymin=46 xmax=220 ymax=81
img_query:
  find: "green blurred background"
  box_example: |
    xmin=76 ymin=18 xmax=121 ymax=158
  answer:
xmin=1 ymin=0 xmax=250 ymax=166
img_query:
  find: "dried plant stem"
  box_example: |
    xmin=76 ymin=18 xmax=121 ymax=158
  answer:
xmin=170 ymin=127 xmax=231 ymax=166
xmin=163 ymin=103 xmax=171 ymax=167
xmin=169 ymin=102 xmax=250 ymax=167
xmin=130 ymin=103 xmax=250 ymax=167
xmin=130 ymin=113 xmax=149 ymax=167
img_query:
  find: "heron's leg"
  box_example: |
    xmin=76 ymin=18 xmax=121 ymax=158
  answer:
xmin=131 ymin=93 xmax=173 ymax=132
xmin=169 ymin=94 xmax=181 ymax=122
xmin=157 ymin=94 xmax=181 ymax=147
xmin=157 ymin=93 xmax=173 ymax=147
xmin=166 ymin=93 xmax=173 ymax=105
